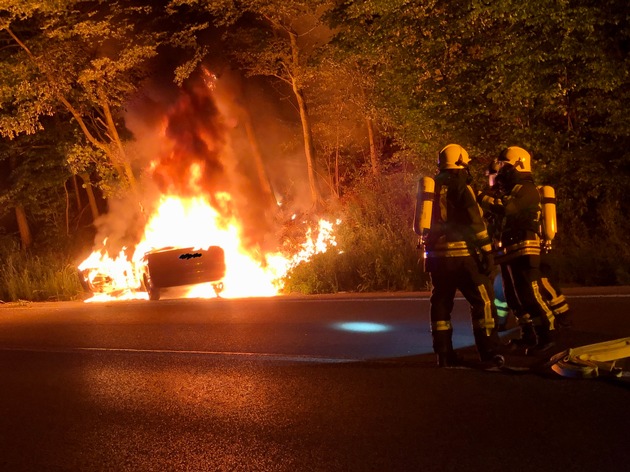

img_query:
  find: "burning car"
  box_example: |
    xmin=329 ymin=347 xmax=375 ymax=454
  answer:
xmin=79 ymin=245 xmax=226 ymax=301
xmin=140 ymin=246 xmax=226 ymax=300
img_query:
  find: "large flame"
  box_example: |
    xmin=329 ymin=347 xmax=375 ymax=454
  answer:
xmin=78 ymin=193 xmax=338 ymax=302
xmin=78 ymin=68 xmax=337 ymax=302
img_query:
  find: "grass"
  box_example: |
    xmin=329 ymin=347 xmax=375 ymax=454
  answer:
xmin=0 ymin=247 xmax=84 ymax=302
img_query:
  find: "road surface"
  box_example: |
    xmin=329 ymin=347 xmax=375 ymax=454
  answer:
xmin=1 ymin=287 xmax=629 ymax=471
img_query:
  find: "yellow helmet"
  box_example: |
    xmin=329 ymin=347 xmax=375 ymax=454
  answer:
xmin=438 ymin=144 xmax=470 ymax=170
xmin=498 ymin=146 xmax=532 ymax=172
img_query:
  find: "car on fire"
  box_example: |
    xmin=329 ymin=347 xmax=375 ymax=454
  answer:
xmin=140 ymin=246 xmax=226 ymax=300
xmin=79 ymin=245 xmax=226 ymax=301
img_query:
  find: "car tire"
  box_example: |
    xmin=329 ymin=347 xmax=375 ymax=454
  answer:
xmin=144 ymin=274 xmax=161 ymax=301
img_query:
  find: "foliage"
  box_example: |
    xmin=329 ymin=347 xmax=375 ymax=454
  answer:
xmin=0 ymin=239 xmax=84 ymax=302
xmin=0 ymin=116 xmax=77 ymax=245
xmin=307 ymin=60 xmax=371 ymax=193
xmin=283 ymin=173 xmax=428 ymax=293
xmin=0 ymin=0 xmax=168 ymax=193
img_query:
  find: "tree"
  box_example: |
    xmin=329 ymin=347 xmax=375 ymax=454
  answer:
xmin=307 ymin=57 xmax=382 ymax=195
xmin=171 ymin=0 xmax=335 ymax=207
xmin=0 ymin=0 xmax=167 ymax=194
xmin=330 ymin=0 xmax=630 ymax=283
xmin=0 ymin=117 xmax=76 ymax=250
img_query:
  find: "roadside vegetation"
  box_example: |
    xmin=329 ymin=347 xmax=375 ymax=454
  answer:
xmin=0 ymin=240 xmax=84 ymax=302
xmin=1 ymin=0 xmax=629 ymax=301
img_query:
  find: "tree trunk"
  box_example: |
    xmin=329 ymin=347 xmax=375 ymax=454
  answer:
xmin=64 ymin=180 xmax=70 ymax=236
xmin=15 ymin=205 xmax=32 ymax=250
xmin=294 ymin=84 xmax=319 ymax=206
xmin=80 ymin=173 xmax=100 ymax=222
xmin=72 ymin=175 xmax=83 ymax=210
xmin=7 ymin=152 xmax=33 ymax=249
xmin=366 ymin=117 xmax=381 ymax=176
xmin=99 ymin=88 xmax=137 ymax=191
xmin=289 ymin=31 xmax=320 ymax=207
xmin=335 ymin=141 xmax=340 ymax=198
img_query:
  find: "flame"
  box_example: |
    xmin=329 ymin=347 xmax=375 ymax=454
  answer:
xmin=78 ymin=242 xmax=148 ymax=302
xmin=78 ymin=68 xmax=338 ymax=302
xmin=78 ymin=193 xmax=338 ymax=302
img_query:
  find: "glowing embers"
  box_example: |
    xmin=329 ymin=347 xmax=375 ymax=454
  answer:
xmin=332 ymin=322 xmax=393 ymax=333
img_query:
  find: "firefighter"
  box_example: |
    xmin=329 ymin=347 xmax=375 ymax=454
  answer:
xmin=421 ymin=144 xmax=504 ymax=368
xmin=478 ymin=146 xmax=556 ymax=354
xmin=482 ymin=161 xmax=524 ymax=330
xmin=485 ymin=155 xmax=572 ymax=337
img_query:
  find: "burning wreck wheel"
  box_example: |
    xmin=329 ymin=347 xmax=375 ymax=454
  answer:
xmin=143 ymin=273 xmax=161 ymax=301
xmin=212 ymin=282 xmax=224 ymax=297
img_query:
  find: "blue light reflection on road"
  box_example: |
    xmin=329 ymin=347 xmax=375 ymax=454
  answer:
xmin=329 ymin=320 xmax=476 ymax=358
xmin=332 ymin=321 xmax=393 ymax=333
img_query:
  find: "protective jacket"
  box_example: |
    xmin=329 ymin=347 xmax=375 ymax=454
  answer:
xmin=425 ymin=170 xmax=492 ymax=267
xmin=478 ymin=172 xmax=541 ymax=263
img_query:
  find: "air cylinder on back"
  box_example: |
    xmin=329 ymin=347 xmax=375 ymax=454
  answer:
xmin=538 ymin=185 xmax=557 ymax=243
xmin=413 ymin=176 xmax=435 ymax=239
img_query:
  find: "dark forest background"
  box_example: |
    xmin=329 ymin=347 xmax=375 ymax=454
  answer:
xmin=1 ymin=0 xmax=629 ymax=301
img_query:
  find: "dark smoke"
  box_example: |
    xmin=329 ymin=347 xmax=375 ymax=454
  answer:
xmin=91 ymin=65 xmax=312 ymax=262
xmin=152 ymin=75 xmax=229 ymax=201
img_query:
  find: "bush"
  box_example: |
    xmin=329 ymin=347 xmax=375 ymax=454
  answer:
xmin=0 ymin=240 xmax=84 ymax=302
xmin=555 ymin=234 xmax=630 ymax=287
xmin=282 ymin=174 xmax=429 ymax=294
xmin=553 ymin=199 xmax=630 ymax=286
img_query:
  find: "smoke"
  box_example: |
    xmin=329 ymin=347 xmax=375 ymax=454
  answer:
xmin=90 ymin=65 xmax=312 ymax=260
xmin=152 ymin=73 xmax=229 ymax=198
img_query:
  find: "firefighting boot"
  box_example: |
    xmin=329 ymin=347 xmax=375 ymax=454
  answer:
xmin=526 ymin=327 xmax=557 ymax=356
xmin=473 ymin=326 xmax=505 ymax=365
xmin=434 ymin=329 xmax=459 ymax=367
xmin=513 ymin=317 xmax=538 ymax=349
xmin=479 ymin=353 xmax=506 ymax=369
xmin=437 ymin=350 xmax=462 ymax=368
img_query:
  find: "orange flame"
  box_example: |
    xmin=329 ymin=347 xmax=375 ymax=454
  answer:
xmin=78 ymin=68 xmax=338 ymax=301
xmin=78 ymin=193 xmax=338 ymax=302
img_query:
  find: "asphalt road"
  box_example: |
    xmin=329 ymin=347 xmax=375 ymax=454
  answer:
xmin=1 ymin=287 xmax=629 ymax=472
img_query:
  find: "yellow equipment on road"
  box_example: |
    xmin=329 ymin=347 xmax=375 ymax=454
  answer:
xmin=549 ymin=338 xmax=630 ymax=378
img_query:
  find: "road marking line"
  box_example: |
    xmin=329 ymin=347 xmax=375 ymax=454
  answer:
xmin=0 ymin=346 xmax=360 ymax=363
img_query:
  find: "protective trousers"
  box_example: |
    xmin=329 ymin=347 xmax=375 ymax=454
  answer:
xmin=502 ymin=255 xmax=556 ymax=341
xmin=540 ymin=252 xmax=571 ymax=325
xmin=429 ymin=256 xmax=501 ymax=358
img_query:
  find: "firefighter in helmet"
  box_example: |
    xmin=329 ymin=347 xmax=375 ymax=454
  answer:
xmin=482 ymin=161 xmax=521 ymax=329
xmin=484 ymin=158 xmax=571 ymax=335
xmin=478 ymin=146 xmax=556 ymax=354
xmin=420 ymin=144 xmax=504 ymax=367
